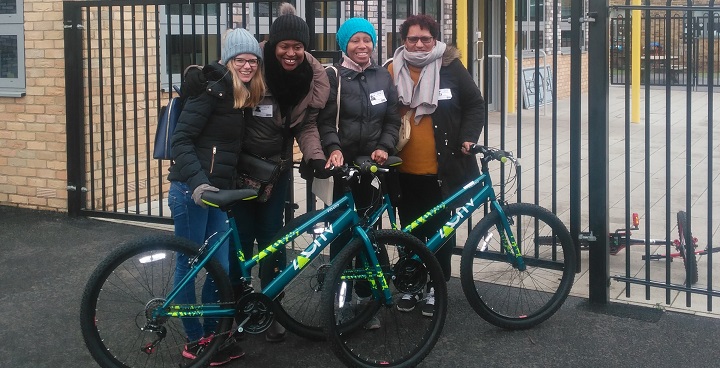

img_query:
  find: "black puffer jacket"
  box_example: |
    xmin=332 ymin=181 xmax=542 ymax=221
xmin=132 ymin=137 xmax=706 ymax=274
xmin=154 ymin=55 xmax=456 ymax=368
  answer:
xmin=167 ymin=62 xmax=245 ymax=191
xmin=317 ymin=61 xmax=400 ymax=163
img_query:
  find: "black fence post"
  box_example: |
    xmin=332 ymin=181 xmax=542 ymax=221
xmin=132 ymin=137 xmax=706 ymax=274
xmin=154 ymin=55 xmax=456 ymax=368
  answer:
xmin=587 ymin=0 xmax=611 ymax=304
xmin=64 ymin=3 xmax=86 ymax=217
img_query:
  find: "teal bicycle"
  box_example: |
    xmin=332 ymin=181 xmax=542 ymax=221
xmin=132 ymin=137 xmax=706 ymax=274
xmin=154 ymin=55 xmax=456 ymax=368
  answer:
xmin=79 ymin=163 xmax=447 ymax=368
xmin=319 ymin=145 xmax=576 ymax=366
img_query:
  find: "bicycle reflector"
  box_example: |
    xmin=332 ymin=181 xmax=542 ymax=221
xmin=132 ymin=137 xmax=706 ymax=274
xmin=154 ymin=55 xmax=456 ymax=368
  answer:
xmin=632 ymin=213 xmax=639 ymax=229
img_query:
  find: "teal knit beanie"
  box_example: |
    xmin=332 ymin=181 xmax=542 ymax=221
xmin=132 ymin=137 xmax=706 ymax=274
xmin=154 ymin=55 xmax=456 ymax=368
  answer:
xmin=336 ymin=18 xmax=377 ymax=54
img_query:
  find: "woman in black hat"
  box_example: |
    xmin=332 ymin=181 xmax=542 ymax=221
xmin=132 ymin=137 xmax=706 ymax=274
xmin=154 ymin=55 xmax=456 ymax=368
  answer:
xmin=230 ymin=2 xmax=331 ymax=343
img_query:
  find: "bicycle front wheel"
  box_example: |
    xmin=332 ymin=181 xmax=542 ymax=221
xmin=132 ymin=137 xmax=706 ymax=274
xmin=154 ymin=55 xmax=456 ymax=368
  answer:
xmin=460 ymin=203 xmax=576 ymax=330
xmin=80 ymin=235 xmax=235 ymax=368
xmin=677 ymin=211 xmax=698 ymax=284
xmin=321 ymin=230 xmax=447 ymax=368
xmin=271 ymin=210 xmax=342 ymax=341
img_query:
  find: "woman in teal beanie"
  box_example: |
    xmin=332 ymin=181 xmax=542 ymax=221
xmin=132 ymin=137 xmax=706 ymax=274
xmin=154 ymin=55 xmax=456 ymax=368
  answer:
xmin=317 ymin=17 xmax=401 ymax=330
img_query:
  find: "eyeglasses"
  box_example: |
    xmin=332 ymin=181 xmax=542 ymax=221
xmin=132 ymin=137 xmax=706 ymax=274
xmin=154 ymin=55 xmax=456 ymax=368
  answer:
xmin=405 ymin=36 xmax=434 ymax=45
xmin=233 ymin=58 xmax=259 ymax=67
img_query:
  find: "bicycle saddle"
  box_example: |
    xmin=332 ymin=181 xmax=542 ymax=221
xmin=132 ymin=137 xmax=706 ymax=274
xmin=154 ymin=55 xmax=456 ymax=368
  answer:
xmin=201 ymin=188 xmax=259 ymax=209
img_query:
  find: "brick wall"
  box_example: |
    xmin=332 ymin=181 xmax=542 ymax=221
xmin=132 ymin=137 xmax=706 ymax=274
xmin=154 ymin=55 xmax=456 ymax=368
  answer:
xmin=0 ymin=2 xmax=167 ymax=213
xmin=0 ymin=0 xmax=67 ymax=210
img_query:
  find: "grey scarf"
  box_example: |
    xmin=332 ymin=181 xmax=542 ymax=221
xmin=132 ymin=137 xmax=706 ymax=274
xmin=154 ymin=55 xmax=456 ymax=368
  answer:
xmin=392 ymin=41 xmax=447 ymax=123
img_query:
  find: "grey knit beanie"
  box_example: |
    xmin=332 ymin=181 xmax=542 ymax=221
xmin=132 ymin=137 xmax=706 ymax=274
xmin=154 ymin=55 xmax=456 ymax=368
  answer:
xmin=221 ymin=28 xmax=262 ymax=65
xmin=267 ymin=3 xmax=310 ymax=48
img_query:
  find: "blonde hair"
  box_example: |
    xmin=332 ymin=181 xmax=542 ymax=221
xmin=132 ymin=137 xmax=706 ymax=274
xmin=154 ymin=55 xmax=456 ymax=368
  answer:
xmin=225 ymin=60 xmax=266 ymax=109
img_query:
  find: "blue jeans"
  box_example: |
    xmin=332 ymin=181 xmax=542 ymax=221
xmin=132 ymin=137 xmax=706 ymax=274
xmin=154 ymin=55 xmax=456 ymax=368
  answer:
xmin=169 ymin=181 xmax=230 ymax=341
xmin=229 ymin=170 xmax=290 ymax=289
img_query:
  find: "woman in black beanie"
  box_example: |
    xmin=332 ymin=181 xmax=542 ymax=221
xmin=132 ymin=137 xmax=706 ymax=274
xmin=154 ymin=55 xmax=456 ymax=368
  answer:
xmin=230 ymin=2 xmax=330 ymax=343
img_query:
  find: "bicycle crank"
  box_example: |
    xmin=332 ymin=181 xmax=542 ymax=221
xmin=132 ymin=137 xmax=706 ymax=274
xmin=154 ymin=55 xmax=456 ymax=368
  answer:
xmin=234 ymin=293 xmax=274 ymax=334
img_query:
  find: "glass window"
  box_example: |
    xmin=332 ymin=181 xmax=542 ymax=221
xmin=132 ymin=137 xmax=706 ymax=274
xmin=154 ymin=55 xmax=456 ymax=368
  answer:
xmin=255 ymin=1 xmax=296 ymax=17
xmin=0 ymin=0 xmax=17 ymax=14
xmin=167 ymin=3 xmax=219 ymax=17
xmin=0 ymin=35 xmax=18 ymax=78
xmin=166 ymin=35 xmax=220 ymax=75
xmin=159 ymin=4 xmax=225 ymax=90
xmin=314 ymin=1 xmax=338 ymax=18
xmin=0 ymin=0 xmax=24 ymax=96
xmin=387 ymin=0 xmax=410 ymax=19
xmin=517 ymin=0 xmax=544 ymax=22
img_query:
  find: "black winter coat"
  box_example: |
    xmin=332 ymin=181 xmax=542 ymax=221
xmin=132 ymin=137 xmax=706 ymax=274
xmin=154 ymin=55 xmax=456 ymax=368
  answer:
xmin=317 ymin=62 xmax=401 ymax=164
xmin=167 ymin=62 xmax=245 ymax=191
xmin=389 ymin=47 xmax=485 ymax=198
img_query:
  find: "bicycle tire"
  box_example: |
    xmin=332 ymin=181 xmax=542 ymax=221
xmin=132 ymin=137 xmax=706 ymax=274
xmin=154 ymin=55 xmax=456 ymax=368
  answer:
xmin=320 ymin=230 xmax=447 ymax=368
xmin=676 ymin=211 xmax=698 ymax=284
xmin=80 ymin=235 xmax=234 ymax=368
xmin=460 ymin=203 xmax=576 ymax=330
xmin=271 ymin=210 xmax=344 ymax=340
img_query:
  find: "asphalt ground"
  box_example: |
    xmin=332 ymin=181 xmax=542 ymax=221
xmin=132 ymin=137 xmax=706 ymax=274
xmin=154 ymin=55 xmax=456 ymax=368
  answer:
xmin=2 ymin=204 xmax=720 ymax=368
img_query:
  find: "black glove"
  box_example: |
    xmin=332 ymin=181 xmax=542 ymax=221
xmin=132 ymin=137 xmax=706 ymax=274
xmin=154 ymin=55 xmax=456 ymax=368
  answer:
xmin=310 ymin=159 xmax=333 ymax=179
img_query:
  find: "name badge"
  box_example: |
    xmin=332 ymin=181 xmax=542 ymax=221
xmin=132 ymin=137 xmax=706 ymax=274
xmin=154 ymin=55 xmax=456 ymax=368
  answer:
xmin=438 ymin=88 xmax=453 ymax=100
xmin=369 ymin=90 xmax=387 ymax=105
xmin=252 ymin=105 xmax=273 ymax=117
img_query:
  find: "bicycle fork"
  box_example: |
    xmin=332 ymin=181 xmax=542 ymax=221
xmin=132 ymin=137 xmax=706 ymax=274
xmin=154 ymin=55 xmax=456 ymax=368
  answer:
xmin=493 ymin=207 xmax=527 ymax=271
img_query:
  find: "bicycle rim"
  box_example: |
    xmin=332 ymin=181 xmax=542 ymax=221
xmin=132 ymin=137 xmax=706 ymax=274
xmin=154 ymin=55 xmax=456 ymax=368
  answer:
xmin=677 ymin=211 xmax=698 ymax=284
xmin=460 ymin=203 xmax=576 ymax=330
xmin=79 ymin=235 xmax=234 ymax=368
xmin=321 ymin=230 xmax=447 ymax=368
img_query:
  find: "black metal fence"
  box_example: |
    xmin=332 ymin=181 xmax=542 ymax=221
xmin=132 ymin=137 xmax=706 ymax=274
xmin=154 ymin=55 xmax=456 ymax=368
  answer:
xmin=606 ymin=3 xmax=720 ymax=312
xmin=63 ymin=0 xmax=445 ymax=224
xmin=610 ymin=11 xmax=720 ymax=87
xmin=63 ymin=0 xmax=719 ymax=312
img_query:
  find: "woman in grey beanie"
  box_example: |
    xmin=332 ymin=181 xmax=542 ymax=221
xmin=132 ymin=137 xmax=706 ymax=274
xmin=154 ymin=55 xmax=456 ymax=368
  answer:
xmin=167 ymin=27 xmax=265 ymax=366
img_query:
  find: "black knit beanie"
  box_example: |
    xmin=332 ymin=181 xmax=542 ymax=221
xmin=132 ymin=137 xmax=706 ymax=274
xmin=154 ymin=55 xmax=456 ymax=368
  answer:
xmin=267 ymin=4 xmax=310 ymax=49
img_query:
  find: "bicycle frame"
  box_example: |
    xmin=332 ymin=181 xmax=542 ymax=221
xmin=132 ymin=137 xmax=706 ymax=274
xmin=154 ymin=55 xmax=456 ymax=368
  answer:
xmin=404 ymin=171 xmax=525 ymax=270
xmin=159 ymin=183 xmax=393 ymax=321
xmin=359 ymin=155 xmax=526 ymax=271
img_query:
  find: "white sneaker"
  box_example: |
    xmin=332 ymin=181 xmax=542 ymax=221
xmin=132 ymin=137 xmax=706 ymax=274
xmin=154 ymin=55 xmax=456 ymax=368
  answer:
xmin=396 ymin=292 xmax=422 ymax=312
xmin=421 ymin=287 xmax=435 ymax=317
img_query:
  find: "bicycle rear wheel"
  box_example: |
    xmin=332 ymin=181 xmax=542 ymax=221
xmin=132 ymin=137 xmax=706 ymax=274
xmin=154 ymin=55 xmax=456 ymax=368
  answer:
xmin=460 ymin=203 xmax=576 ymax=330
xmin=321 ymin=230 xmax=447 ymax=368
xmin=80 ymin=235 xmax=234 ymax=368
xmin=676 ymin=211 xmax=698 ymax=284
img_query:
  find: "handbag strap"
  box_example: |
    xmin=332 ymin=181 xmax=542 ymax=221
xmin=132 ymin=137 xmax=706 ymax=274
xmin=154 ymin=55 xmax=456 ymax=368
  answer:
xmin=279 ymin=107 xmax=293 ymax=162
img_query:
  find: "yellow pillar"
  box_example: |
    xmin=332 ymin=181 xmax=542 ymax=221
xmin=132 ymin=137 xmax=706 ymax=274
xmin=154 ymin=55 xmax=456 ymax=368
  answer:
xmin=507 ymin=0 xmax=517 ymax=113
xmin=631 ymin=0 xmax=640 ymax=123
xmin=457 ymin=0 xmax=469 ymax=67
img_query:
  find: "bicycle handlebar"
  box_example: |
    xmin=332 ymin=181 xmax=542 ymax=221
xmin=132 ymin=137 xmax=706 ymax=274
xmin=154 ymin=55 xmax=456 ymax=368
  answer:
xmin=469 ymin=144 xmax=516 ymax=165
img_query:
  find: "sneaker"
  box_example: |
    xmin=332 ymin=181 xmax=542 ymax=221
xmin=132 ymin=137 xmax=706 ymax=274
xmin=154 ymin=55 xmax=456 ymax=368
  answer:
xmin=396 ymin=292 xmax=422 ymax=312
xmin=265 ymin=320 xmax=286 ymax=342
xmin=337 ymin=304 xmax=356 ymax=324
xmin=182 ymin=335 xmax=213 ymax=360
xmin=357 ymin=296 xmax=381 ymax=330
xmin=219 ymin=333 xmax=245 ymax=360
xmin=182 ymin=335 xmax=243 ymax=366
xmin=421 ymin=288 xmax=435 ymax=317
